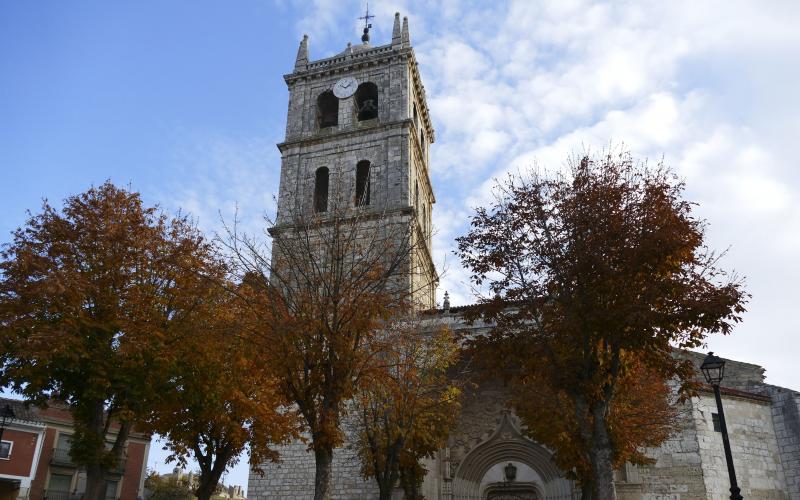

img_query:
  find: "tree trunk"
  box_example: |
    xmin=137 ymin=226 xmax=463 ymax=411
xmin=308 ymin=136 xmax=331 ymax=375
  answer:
xmin=195 ymin=446 xmax=233 ymax=500
xmin=399 ymin=465 xmax=422 ymax=500
xmin=84 ymin=463 xmax=108 ymax=500
xmin=82 ymin=400 xmax=110 ymax=500
xmin=196 ymin=470 xmax=224 ymax=500
xmin=590 ymin=404 xmax=616 ymax=500
xmin=375 ymin=463 xmax=397 ymax=500
xmin=580 ymin=480 xmax=595 ymax=500
xmin=378 ymin=483 xmax=393 ymax=500
xmin=376 ymin=464 xmax=396 ymax=500
xmin=314 ymin=446 xmax=334 ymax=500
xmin=374 ymin=444 xmax=400 ymax=500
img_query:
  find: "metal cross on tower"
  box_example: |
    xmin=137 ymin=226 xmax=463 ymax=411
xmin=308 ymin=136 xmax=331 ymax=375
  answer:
xmin=358 ymin=3 xmax=375 ymax=42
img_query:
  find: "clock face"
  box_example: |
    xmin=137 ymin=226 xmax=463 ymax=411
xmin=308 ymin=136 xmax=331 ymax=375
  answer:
xmin=332 ymin=77 xmax=358 ymax=98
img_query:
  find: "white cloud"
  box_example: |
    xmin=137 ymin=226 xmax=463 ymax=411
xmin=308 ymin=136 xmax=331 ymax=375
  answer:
xmin=387 ymin=0 xmax=800 ymax=388
xmin=153 ymin=131 xmax=281 ymax=241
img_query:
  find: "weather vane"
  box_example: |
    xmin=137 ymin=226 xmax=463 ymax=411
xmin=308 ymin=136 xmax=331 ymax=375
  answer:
xmin=358 ymin=2 xmax=375 ymax=43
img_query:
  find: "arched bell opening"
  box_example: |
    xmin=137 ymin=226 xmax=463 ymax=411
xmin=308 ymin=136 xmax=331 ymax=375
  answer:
xmin=355 ymin=82 xmax=378 ymax=121
xmin=354 ymin=160 xmax=370 ymax=206
xmin=317 ymin=90 xmax=339 ymax=128
xmin=314 ymin=167 xmax=329 ymax=213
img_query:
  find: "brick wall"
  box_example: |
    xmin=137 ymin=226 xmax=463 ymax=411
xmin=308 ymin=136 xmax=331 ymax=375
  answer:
xmin=0 ymin=429 xmax=39 ymax=478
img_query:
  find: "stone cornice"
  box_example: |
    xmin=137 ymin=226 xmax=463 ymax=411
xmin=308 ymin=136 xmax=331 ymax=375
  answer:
xmin=269 ymin=206 xmax=413 ymax=233
xmin=406 ymin=50 xmax=435 ymax=142
xmin=413 ymin=220 xmax=439 ymax=285
xmin=410 ymin=126 xmax=436 ymax=204
xmin=697 ymin=384 xmax=773 ymax=404
xmin=278 ymin=119 xmax=411 ymax=153
xmin=284 ymin=43 xmax=408 ymax=84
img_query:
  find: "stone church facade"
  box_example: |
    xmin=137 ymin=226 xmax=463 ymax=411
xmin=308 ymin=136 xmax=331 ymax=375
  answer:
xmin=248 ymin=13 xmax=800 ymax=500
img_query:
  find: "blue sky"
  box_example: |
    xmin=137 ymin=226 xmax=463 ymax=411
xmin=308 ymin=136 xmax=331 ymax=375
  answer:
xmin=3 ymin=0 xmax=800 ymax=494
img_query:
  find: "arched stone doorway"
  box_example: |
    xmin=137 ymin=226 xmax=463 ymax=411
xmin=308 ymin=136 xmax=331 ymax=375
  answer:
xmin=451 ymin=413 xmax=576 ymax=500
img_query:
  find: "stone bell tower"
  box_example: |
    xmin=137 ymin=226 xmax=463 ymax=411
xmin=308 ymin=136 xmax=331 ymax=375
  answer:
xmin=273 ymin=12 xmax=437 ymax=309
xmin=249 ymin=15 xmax=439 ymax=499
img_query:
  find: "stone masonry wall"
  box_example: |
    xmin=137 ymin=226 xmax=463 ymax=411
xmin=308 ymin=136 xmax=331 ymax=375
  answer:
xmin=276 ymin=126 xmax=411 ymax=223
xmin=447 ymin=379 xmax=510 ymax=471
xmin=694 ymin=392 xmax=788 ymax=499
xmin=249 ymin=430 xmax=379 ymax=500
xmin=763 ymin=386 xmax=800 ymax=497
xmin=630 ymin=399 xmax=709 ymax=500
xmin=630 ymin=357 xmax=792 ymax=500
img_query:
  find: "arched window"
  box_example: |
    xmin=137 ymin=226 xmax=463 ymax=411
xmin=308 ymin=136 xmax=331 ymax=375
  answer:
xmin=317 ymin=91 xmax=338 ymax=128
xmin=314 ymin=167 xmax=329 ymax=213
xmin=355 ymin=82 xmax=378 ymax=121
xmin=355 ymin=161 xmax=370 ymax=206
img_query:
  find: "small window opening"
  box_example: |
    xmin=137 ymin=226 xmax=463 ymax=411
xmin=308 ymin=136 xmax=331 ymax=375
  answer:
xmin=314 ymin=167 xmax=329 ymax=213
xmin=355 ymin=161 xmax=371 ymax=206
xmin=48 ymin=473 xmax=73 ymax=494
xmin=105 ymin=480 xmax=119 ymax=500
xmin=355 ymin=82 xmax=378 ymax=121
xmin=413 ymin=105 xmax=419 ymax=128
xmin=415 ymin=180 xmax=419 ymax=208
xmin=420 ymin=128 xmax=426 ymax=153
xmin=711 ymin=413 xmax=722 ymax=432
xmin=317 ymin=91 xmax=339 ymax=128
xmin=712 ymin=412 xmax=721 ymax=432
xmin=0 ymin=441 xmax=11 ymax=459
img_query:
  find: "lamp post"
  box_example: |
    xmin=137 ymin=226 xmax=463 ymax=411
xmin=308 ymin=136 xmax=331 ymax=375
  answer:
xmin=0 ymin=403 xmax=15 ymax=443
xmin=700 ymin=352 xmax=743 ymax=500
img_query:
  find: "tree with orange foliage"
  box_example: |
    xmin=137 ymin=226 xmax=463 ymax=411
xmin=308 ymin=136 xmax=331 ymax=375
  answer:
xmin=504 ymin=348 xmax=680 ymax=494
xmin=456 ymin=151 xmax=747 ymax=500
xmin=226 ymin=200 xmax=430 ymax=500
xmin=0 ymin=182 xmax=224 ymax=500
xmin=143 ymin=287 xmax=300 ymax=500
xmin=352 ymin=319 xmax=461 ymax=500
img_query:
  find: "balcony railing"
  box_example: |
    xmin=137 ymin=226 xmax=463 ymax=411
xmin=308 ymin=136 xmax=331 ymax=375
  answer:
xmin=49 ymin=448 xmax=126 ymax=473
xmin=108 ymin=455 xmax=127 ymax=475
xmin=43 ymin=491 xmax=119 ymax=500
xmin=43 ymin=490 xmax=81 ymax=500
xmin=50 ymin=447 xmax=74 ymax=466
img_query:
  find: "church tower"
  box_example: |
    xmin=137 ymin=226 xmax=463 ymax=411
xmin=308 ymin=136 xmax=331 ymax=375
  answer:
xmin=274 ymin=12 xmax=437 ymax=309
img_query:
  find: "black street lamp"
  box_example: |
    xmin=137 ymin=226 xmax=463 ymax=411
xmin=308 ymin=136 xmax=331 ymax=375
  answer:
xmin=700 ymin=352 xmax=743 ymax=500
xmin=0 ymin=403 xmax=15 ymax=443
